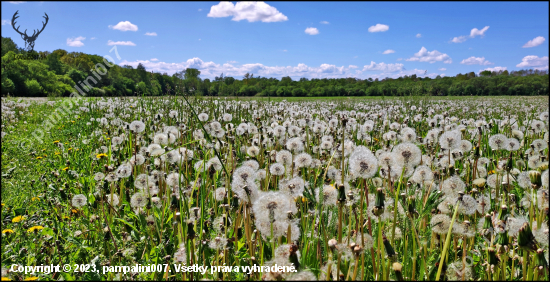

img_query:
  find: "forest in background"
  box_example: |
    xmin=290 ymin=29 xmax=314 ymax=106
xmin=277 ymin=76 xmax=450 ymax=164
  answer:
xmin=2 ymin=37 xmax=548 ymax=97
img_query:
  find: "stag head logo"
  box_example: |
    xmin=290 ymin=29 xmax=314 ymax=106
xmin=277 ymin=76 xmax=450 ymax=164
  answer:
xmin=11 ymin=10 xmax=49 ymax=52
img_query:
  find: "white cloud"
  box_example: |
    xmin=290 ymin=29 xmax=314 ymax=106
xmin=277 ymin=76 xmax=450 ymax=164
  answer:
xmin=305 ymin=27 xmax=319 ymax=35
xmin=478 ymin=66 xmax=507 ymax=74
xmin=460 ymin=56 xmax=493 ymax=65
xmin=406 ymin=47 xmax=452 ymax=64
xmin=198 ymin=8 xmax=202 ymax=11
xmin=207 ymin=1 xmax=288 ymax=22
xmin=320 ymin=21 xmax=329 ymax=24
xmin=368 ymin=23 xmax=389 ymax=33
xmin=470 ymin=26 xmax=489 ymax=38
xmin=439 ymin=68 xmax=446 ymax=71
xmin=199 ymin=38 xmax=201 ymax=41
xmin=109 ymin=21 xmax=138 ymax=32
xmin=282 ymin=49 xmax=287 ymax=52
xmin=450 ymin=26 xmax=490 ymax=44
xmin=451 ymin=36 xmax=467 ymax=43
xmin=416 ymin=33 xmax=421 ymax=38
xmin=145 ymin=32 xmax=157 ymax=36
xmin=90 ymin=37 xmax=96 ymax=40
xmin=117 ymin=57 xmax=418 ymax=80
xmin=67 ymin=36 xmax=85 ymax=47
xmin=362 ymin=61 xmax=404 ymax=72
xmin=396 ymin=58 xmax=403 ymax=61
xmin=516 ymin=55 xmax=549 ymax=70
xmin=107 ymin=40 xmax=136 ymax=46
xmin=2 ymin=19 xmax=11 ymax=25
xmin=382 ymin=49 xmax=395 ymax=54
xmin=9 ymin=1 xmax=26 ymax=4
xmin=151 ymin=58 xmax=158 ymax=61
xmin=522 ymin=36 xmax=545 ymax=48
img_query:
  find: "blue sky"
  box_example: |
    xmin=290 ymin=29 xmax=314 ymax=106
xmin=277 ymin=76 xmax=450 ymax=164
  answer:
xmin=1 ymin=1 xmax=548 ymax=80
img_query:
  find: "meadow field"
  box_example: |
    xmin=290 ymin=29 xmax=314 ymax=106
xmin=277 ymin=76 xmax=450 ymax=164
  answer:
xmin=1 ymin=95 xmax=548 ymax=281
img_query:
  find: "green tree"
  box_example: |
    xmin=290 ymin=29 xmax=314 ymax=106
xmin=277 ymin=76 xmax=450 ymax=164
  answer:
xmin=291 ymin=87 xmax=305 ymax=97
xmin=1 ymin=68 xmax=15 ymax=95
xmin=137 ymin=81 xmax=148 ymax=95
xmin=1 ymin=37 xmax=19 ymax=57
xmin=25 ymin=79 xmax=43 ymax=96
xmin=46 ymin=52 xmax=63 ymax=75
xmin=480 ymin=70 xmax=492 ymax=77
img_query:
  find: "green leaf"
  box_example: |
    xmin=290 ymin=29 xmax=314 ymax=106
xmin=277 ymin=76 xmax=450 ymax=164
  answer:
xmin=115 ymin=217 xmax=140 ymax=233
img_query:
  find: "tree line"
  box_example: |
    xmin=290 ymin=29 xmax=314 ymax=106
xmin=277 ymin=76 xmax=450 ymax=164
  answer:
xmin=2 ymin=37 xmax=548 ymax=97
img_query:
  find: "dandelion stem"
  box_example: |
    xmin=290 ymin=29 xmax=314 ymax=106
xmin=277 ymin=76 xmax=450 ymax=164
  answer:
xmin=435 ymin=201 xmax=460 ymax=281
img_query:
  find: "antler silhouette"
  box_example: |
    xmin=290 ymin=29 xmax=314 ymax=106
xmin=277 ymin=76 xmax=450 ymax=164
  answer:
xmin=30 ymin=12 xmax=49 ymax=39
xmin=11 ymin=10 xmax=26 ymax=38
xmin=10 ymin=10 xmax=49 ymax=51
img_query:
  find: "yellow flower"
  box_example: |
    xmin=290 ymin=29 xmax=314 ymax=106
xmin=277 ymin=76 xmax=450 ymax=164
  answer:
xmin=64 ymin=143 xmax=68 ymax=145
xmin=488 ymin=170 xmax=495 ymax=175
xmin=71 ymin=209 xmax=78 ymax=214
xmin=374 ymin=138 xmax=379 ymax=142
xmin=31 ymin=197 xmax=40 ymax=202
xmin=27 ymin=226 xmax=44 ymax=233
xmin=2 ymin=277 xmax=13 ymax=281
xmin=42 ymin=149 xmax=46 ymax=152
xmin=12 ymin=215 xmax=26 ymax=223
xmin=62 ymin=167 xmax=69 ymax=171
xmin=24 ymin=277 xmax=39 ymax=281
xmin=36 ymin=157 xmax=42 ymax=160
xmin=71 ymin=121 xmax=75 ymax=123
xmin=2 ymin=229 xmax=14 ymax=234
xmin=68 ymin=148 xmax=72 ymax=151
xmin=43 ymin=154 xmax=47 ymax=157
xmin=53 ymin=140 xmax=60 ymax=143
xmin=55 ymin=152 xmax=60 ymax=155
xmin=96 ymin=153 xmax=108 ymax=159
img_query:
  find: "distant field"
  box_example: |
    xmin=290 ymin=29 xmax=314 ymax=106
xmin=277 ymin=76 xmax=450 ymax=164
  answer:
xmin=5 ymin=95 xmax=549 ymax=102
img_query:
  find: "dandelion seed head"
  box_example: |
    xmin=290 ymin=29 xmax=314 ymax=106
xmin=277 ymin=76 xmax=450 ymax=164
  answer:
xmin=276 ymin=150 xmax=293 ymax=166
xmin=489 ymin=134 xmax=507 ymax=150
xmin=430 ymin=214 xmax=451 ymax=234
xmin=393 ymin=142 xmax=422 ymax=167
xmin=94 ymin=172 xmax=105 ymax=181
xmin=130 ymin=193 xmax=147 ymax=208
xmin=106 ymin=194 xmax=120 ymax=206
xmin=279 ymin=176 xmax=305 ymax=198
xmin=129 ymin=120 xmax=145 ymax=133
xmin=294 ymin=152 xmax=313 ymax=168
xmin=270 ymin=163 xmax=286 ymax=176
xmin=72 ymin=194 xmax=87 ymax=208
xmin=116 ymin=164 xmax=132 ymax=178
xmin=214 ymin=187 xmax=227 ymax=201
xmin=439 ymin=130 xmax=461 ymax=150
xmin=441 ymin=176 xmax=465 ymax=197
